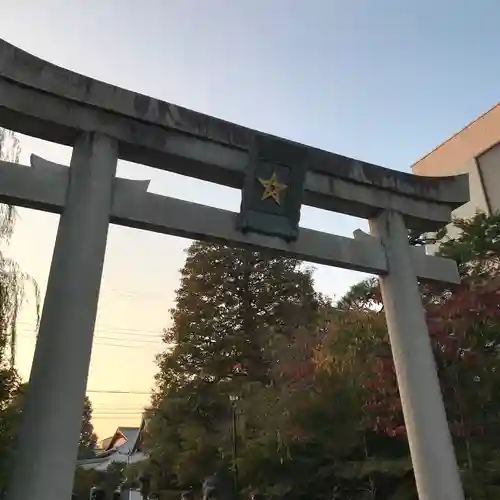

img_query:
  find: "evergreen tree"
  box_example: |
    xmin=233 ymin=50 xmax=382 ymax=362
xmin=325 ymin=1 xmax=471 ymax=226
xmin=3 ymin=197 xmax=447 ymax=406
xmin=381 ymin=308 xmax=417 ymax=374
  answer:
xmin=149 ymin=241 xmax=322 ymax=491
xmin=78 ymin=396 xmax=98 ymax=459
xmin=155 ymin=241 xmax=320 ymax=391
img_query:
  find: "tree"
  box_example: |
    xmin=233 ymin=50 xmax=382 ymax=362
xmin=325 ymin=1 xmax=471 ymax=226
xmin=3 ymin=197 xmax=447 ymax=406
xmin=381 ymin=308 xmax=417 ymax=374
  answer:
xmin=156 ymin=242 xmax=321 ymax=389
xmin=149 ymin=241 xmax=323 ymax=492
xmin=254 ymin=212 xmax=500 ymax=499
xmin=78 ymin=396 xmax=98 ymax=459
xmin=146 ymin=213 xmax=500 ymax=499
xmin=73 ymin=462 xmax=125 ymax=500
xmin=0 ymin=374 xmax=24 ymax=492
xmin=0 ymin=128 xmax=39 ymax=367
xmin=326 ymin=212 xmax=500 ymax=498
xmin=0 ymin=128 xmax=41 ymax=495
xmin=0 ymin=384 xmax=98 ymax=493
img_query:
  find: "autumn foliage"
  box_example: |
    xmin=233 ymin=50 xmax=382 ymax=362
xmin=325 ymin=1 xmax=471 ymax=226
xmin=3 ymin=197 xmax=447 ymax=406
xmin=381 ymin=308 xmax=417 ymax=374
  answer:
xmin=146 ymin=213 xmax=500 ymax=499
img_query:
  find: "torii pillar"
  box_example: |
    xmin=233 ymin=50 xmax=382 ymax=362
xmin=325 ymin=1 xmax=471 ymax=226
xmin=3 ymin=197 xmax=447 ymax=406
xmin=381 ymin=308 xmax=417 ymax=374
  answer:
xmin=7 ymin=133 xmax=117 ymax=500
xmin=371 ymin=210 xmax=464 ymax=500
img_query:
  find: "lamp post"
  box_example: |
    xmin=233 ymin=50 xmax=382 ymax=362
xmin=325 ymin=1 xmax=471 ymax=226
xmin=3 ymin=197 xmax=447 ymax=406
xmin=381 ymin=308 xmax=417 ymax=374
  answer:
xmin=90 ymin=486 xmax=105 ymax=500
xmin=229 ymin=394 xmax=239 ymax=496
xmin=138 ymin=473 xmax=151 ymax=500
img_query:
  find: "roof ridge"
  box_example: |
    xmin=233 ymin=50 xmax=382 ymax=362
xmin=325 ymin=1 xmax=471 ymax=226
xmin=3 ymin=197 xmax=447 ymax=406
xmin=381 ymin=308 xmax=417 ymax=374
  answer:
xmin=412 ymin=103 xmax=500 ymax=166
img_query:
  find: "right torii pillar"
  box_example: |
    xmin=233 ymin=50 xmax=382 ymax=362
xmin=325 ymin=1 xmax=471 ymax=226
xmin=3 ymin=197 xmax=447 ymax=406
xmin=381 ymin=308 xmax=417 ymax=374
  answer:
xmin=371 ymin=209 xmax=464 ymax=500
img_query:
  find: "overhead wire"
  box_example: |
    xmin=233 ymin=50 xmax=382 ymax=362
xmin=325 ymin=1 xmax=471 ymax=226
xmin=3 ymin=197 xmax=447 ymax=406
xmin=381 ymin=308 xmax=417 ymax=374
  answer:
xmin=14 ymin=285 xmax=175 ymax=351
xmin=87 ymin=389 xmax=151 ymax=394
xmin=16 ymin=288 xmax=168 ymax=425
xmin=16 ymin=323 xmax=172 ymax=349
xmin=16 ymin=320 xmax=166 ymax=338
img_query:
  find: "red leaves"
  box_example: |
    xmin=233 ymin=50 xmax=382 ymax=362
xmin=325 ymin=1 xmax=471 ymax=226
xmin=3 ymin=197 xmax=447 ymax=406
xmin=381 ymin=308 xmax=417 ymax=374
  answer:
xmin=448 ymin=421 xmax=466 ymax=437
xmin=361 ymin=354 xmax=403 ymax=436
xmin=278 ymin=360 xmax=316 ymax=392
xmin=358 ymin=277 xmax=500 ymax=438
xmin=291 ymin=363 xmax=314 ymax=381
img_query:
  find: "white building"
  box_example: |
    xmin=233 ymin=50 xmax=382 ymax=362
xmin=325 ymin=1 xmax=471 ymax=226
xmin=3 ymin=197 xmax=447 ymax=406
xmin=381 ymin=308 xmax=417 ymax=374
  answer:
xmin=77 ymin=423 xmax=146 ymax=471
xmin=77 ymin=417 xmax=148 ymax=499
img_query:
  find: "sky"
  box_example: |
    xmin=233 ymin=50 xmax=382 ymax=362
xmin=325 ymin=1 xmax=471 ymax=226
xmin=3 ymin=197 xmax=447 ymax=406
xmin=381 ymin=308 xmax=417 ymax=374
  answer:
xmin=1 ymin=0 xmax=500 ymax=438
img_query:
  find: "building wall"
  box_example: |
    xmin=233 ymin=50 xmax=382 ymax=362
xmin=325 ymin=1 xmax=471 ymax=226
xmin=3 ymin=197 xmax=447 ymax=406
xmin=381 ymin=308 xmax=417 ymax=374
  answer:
xmin=411 ymin=104 xmax=500 ymax=218
xmin=422 ymin=156 xmax=490 ymax=255
xmin=418 ymin=140 xmax=500 ymax=224
xmin=410 ymin=105 xmax=500 ymax=254
xmin=477 ymin=142 xmax=500 ymax=212
xmin=447 ymin=156 xmax=489 ymax=217
xmin=412 ymin=103 xmax=500 ymax=177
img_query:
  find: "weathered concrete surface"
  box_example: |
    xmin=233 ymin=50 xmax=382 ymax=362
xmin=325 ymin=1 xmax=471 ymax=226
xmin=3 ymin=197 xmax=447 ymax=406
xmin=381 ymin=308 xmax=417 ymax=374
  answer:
xmin=0 ymin=157 xmax=460 ymax=283
xmin=112 ymin=185 xmax=388 ymax=275
xmin=0 ymin=38 xmax=469 ymax=229
xmin=353 ymin=229 xmax=460 ymax=284
xmin=0 ymin=158 xmax=67 ymax=211
xmin=6 ymin=134 xmax=118 ymax=500
xmin=370 ymin=211 xmax=464 ymax=500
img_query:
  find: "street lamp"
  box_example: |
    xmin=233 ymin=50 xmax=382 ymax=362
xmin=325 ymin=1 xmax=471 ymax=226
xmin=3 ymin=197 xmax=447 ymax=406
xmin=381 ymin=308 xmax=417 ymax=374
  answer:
xmin=229 ymin=394 xmax=239 ymax=495
xmin=90 ymin=486 xmax=105 ymax=500
xmin=138 ymin=473 xmax=151 ymax=500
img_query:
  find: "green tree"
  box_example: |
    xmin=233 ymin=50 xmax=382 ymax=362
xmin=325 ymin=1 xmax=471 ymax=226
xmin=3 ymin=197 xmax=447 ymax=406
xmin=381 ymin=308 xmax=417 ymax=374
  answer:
xmin=156 ymin=242 xmax=321 ymax=389
xmin=0 ymin=129 xmax=40 ymax=494
xmin=73 ymin=462 xmax=125 ymax=500
xmin=0 ymin=374 xmax=24 ymax=492
xmin=149 ymin=241 xmax=322 ymax=492
xmin=236 ymin=212 xmax=500 ymax=499
xmin=0 ymin=128 xmax=39 ymax=366
xmin=78 ymin=396 xmax=98 ymax=459
xmin=326 ymin=212 xmax=500 ymax=498
xmin=146 ymin=213 xmax=500 ymax=499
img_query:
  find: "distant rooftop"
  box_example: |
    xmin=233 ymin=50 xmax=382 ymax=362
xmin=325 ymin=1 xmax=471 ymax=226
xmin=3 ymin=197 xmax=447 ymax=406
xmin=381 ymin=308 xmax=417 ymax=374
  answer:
xmin=412 ymin=103 xmax=500 ymax=176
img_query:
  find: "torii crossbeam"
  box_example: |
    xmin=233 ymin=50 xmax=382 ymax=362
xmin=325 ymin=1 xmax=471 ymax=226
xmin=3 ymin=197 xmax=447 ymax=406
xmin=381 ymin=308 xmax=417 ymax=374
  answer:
xmin=0 ymin=39 xmax=466 ymax=500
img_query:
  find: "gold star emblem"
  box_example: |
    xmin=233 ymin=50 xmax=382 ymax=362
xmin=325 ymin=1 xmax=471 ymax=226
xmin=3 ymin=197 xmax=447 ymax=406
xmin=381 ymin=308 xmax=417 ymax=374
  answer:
xmin=258 ymin=171 xmax=287 ymax=205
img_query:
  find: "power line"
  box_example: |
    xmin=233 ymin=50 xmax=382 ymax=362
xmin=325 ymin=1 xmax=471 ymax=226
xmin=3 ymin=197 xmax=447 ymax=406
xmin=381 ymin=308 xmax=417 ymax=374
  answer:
xmin=19 ymin=282 xmax=171 ymax=302
xmin=17 ymin=331 xmax=168 ymax=348
xmin=94 ymin=325 xmax=165 ymax=337
xmin=17 ymin=320 xmax=166 ymax=338
xmin=93 ymin=336 xmax=161 ymax=344
xmin=16 ymin=325 xmax=173 ymax=349
xmin=92 ymin=416 xmax=144 ymax=420
xmin=17 ymin=336 xmax=161 ymax=350
xmin=92 ymin=411 xmax=144 ymax=415
xmin=91 ymin=339 xmax=160 ymax=348
xmin=87 ymin=389 xmax=151 ymax=395
xmin=93 ymin=407 xmax=146 ymax=409
xmin=92 ymin=412 xmax=146 ymax=415
xmin=99 ymin=292 xmax=169 ymax=302
xmin=90 ymin=341 xmax=160 ymax=349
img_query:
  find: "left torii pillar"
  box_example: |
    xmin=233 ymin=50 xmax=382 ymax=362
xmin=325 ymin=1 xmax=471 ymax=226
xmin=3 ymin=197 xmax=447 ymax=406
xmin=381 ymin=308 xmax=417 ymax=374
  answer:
xmin=7 ymin=132 xmax=117 ymax=500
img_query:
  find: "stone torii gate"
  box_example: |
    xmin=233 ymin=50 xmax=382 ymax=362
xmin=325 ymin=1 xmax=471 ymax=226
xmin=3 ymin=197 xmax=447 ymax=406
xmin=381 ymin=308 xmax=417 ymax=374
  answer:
xmin=0 ymin=39 xmax=468 ymax=500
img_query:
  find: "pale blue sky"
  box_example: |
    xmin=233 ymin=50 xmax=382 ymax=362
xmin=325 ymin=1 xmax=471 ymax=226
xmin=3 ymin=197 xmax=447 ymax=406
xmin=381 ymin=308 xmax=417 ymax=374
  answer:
xmin=1 ymin=0 xmax=499 ymax=437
